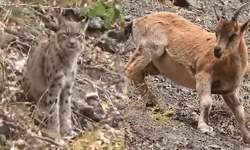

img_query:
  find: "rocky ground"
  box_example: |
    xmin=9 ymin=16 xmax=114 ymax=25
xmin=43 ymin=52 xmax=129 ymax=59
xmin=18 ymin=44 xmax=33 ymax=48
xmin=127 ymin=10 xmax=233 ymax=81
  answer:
xmin=0 ymin=0 xmax=124 ymax=149
xmin=124 ymin=0 xmax=250 ymax=149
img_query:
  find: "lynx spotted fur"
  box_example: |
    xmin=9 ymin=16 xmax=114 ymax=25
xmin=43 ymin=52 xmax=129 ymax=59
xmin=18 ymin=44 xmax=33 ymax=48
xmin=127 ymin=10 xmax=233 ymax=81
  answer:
xmin=23 ymin=15 xmax=89 ymax=137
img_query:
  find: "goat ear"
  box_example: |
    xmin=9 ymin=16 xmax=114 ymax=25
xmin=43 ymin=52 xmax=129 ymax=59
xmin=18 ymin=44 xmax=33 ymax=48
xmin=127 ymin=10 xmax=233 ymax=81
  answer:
xmin=58 ymin=14 xmax=67 ymax=27
xmin=213 ymin=7 xmax=221 ymax=21
xmin=80 ymin=17 xmax=90 ymax=32
xmin=241 ymin=20 xmax=250 ymax=32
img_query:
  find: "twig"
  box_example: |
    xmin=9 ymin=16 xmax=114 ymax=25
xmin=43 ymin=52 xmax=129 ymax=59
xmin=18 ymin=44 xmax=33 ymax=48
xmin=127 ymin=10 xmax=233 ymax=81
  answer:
xmin=72 ymin=109 xmax=97 ymax=123
xmin=31 ymin=133 xmax=64 ymax=147
xmin=0 ymin=3 xmax=59 ymax=9
xmin=82 ymin=64 xmax=124 ymax=78
xmin=4 ymin=28 xmax=35 ymax=43
xmin=5 ymin=121 xmax=63 ymax=147
xmin=76 ymin=76 xmax=116 ymax=110
xmin=77 ymin=74 xmax=123 ymax=98
xmin=10 ymin=102 xmax=33 ymax=105
xmin=3 ymin=9 xmax=11 ymax=24
xmin=5 ymin=121 xmax=26 ymax=132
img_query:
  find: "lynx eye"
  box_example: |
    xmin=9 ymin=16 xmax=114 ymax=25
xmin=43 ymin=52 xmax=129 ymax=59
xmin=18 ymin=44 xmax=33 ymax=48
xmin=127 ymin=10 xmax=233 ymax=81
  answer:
xmin=76 ymin=34 xmax=83 ymax=38
xmin=62 ymin=33 xmax=69 ymax=37
xmin=229 ymin=33 xmax=237 ymax=42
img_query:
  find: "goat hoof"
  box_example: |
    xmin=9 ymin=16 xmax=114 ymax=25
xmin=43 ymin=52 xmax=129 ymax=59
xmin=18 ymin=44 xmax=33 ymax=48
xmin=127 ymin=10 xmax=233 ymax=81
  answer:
xmin=198 ymin=123 xmax=215 ymax=136
xmin=243 ymin=134 xmax=250 ymax=144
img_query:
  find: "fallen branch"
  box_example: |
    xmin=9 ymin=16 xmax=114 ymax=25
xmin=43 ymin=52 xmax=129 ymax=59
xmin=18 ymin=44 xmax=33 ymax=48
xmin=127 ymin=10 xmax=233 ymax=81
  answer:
xmin=82 ymin=64 xmax=124 ymax=78
xmin=32 ymin=131 xmax=64 ymax=147
xmin=5 ymin=121 xmax=64 ymax=147
xmin=4 ymin=28 xmax=35 ymax=43
xmin=76 ymin=76 xmax=116 ymax=110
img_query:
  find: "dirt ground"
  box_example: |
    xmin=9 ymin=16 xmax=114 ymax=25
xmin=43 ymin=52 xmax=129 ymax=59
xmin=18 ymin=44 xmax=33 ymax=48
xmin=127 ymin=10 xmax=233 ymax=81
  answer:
xmin=124 ymin=0 xmax=250 ymax=149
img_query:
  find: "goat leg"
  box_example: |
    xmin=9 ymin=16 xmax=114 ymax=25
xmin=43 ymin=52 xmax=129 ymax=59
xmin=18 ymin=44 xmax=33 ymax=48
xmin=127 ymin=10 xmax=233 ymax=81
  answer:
xmin=222 ymin=92 xmax=250 ymax=144
xmin=125 ymin=43 xmax=164 ymax=106
xmin=196 ymin=72 xmax=214 ymax=133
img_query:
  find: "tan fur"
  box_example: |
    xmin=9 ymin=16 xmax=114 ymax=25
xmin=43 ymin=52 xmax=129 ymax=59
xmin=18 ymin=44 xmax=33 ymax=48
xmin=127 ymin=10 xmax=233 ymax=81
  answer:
xmin=125 ymin=10 xmax=250 ymax=143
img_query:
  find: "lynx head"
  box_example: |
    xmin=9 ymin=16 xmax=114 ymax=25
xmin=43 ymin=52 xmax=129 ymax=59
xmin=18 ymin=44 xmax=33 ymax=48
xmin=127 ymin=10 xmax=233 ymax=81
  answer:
xmin=55 ymin=15 xmax=89 ymax=53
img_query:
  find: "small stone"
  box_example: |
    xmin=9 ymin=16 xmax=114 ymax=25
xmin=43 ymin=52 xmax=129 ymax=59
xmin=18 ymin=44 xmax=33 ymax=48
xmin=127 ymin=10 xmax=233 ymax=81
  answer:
xmin=181 ymin=88 xmax=191 ymax=95
xmin=88 ymin=17 xmax=104 ymax=29
xmin=114 ymin=101 xmax=126 ymax=110
xmin=80 ymin=107 xmax=101 ymax=122
xmin=0 ymin=119 xmax=11 ymax=137
xmin=110 ymin=111 xmax=123 ymax=128
xmin=165 ymin=133 xmax=177 ymax=141
xmin=125 ymin=15 xmax=132 ymax=21
xmin=0 ymin=134 xmax=6 ymax=145
xmin=15 ymin=139 xmax=28 ymax=150
xmin=107 ymin=29 xmax=125 ymax=43
xmin=208 ymin=144 xmax=222 ymax=149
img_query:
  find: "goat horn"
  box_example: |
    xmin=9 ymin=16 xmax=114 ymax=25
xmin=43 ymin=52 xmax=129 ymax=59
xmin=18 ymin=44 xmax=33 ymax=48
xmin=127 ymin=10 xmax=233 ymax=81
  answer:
xmin=213 ymin=6 xmax=220 ymax=21
xmin=232 ymin=2 xmax=250 ymax=21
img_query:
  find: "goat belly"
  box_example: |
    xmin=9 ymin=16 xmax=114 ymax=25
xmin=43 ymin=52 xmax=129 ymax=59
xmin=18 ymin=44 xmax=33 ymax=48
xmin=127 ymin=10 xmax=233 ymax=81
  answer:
xmin=152 ymin=51 xmax=196 ymax=89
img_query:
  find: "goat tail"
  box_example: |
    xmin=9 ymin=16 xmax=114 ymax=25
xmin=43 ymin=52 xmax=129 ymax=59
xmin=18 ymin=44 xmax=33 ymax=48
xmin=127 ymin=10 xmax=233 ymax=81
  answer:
xmin=125 ymin=21 xmax=133 ymax=41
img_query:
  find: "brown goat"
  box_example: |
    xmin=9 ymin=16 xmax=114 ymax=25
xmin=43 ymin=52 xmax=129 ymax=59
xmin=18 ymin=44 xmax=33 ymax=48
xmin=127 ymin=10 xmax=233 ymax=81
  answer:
xmin=124 ymin=4 xmax=250 ymax=143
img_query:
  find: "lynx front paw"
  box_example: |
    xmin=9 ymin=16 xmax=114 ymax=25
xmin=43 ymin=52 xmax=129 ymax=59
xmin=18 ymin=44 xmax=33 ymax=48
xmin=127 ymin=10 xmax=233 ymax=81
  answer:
xmin=60 ymin=124 xmax=73 ymax=137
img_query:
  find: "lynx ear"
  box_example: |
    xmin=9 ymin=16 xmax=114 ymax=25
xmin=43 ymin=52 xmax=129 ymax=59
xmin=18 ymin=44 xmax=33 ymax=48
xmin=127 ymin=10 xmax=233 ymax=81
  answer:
xmin=58 ymin=14 xmax=67 ymax=27
xmin=80 ymin=17 xmax=89 ymax=32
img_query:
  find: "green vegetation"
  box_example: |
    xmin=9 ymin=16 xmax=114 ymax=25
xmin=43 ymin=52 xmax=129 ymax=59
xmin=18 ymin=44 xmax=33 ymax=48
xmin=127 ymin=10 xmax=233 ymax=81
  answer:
xmin=147 ymin=105 xmax=184 ymax=128
xmin=80 ymin=0 xmax=124 ymax=29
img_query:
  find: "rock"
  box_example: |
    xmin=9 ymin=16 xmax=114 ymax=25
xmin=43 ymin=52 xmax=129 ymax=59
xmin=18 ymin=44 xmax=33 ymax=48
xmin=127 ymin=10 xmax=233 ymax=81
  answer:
xmin=27 ymin=138 xmax=49 ymax=150
xmin=109 ymin=111 xmax=123 ymax=128
xmin=0 ymin=119 xmax=11 ymax=137
xmin=192 ymin=112 xmax=199 ymax=121
xmin=181 ymin=88 xmax=191 ymax=95
xmin=88 ymin=17 xmax=104 ymax=29
xmin=10 ymin=147 xmax=19 ymax=150
xmin=15 ymin=139 xmax=28 ymax=150
xmin=114 ymin=101 xmax=125 ymax=110
xmin=85 ymin=17 xmax=106 ymax=38
xmin=0 ymin=72 xmax=5 ymax=96
xmin=175 ymin=137 xmax=189 ymax=147
xmin=146 ymin=99 xmax=159 ymax=108
xmin=0 ymin=30 xmax=16 ymax=48
xmin=0 ymin=134 xmax=6 ymax=145
xmin=80 ymin=107 xmax=101 ymax=122
xmin=95 ymin=37 xmax=121 ymax=53
xmin=86 ymin=29 xmax=103 ymax=38
xmin=208 ymin=144 xmax=222 ymax=149
xmin=125 ymin=15 xmax=133 ymax=21
xmin=173 ymin=0 xmax=190 ymax=7
xmin=107 ymin=29 xmax=125 ymax=43
xmin=164 ymin=133 xmax=177 ymax=143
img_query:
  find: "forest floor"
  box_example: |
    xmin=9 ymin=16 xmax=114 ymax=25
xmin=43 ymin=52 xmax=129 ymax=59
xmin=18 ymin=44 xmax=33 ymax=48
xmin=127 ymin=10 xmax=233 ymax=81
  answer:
xmin=124 ymin=0 xmax=250 ymax=149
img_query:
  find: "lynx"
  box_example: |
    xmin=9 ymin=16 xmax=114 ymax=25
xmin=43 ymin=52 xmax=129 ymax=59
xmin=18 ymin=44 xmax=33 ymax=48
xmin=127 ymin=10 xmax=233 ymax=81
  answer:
xmin=23 ymin=15 xmax=89 ymax=137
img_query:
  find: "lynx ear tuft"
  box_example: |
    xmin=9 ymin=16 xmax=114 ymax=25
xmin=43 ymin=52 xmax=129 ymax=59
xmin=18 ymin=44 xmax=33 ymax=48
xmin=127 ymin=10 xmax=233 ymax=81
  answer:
xmin=80 ymin=17 xmax=89 ymax=32
xmin=58 ymin=14 xmax=68 ymax=28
